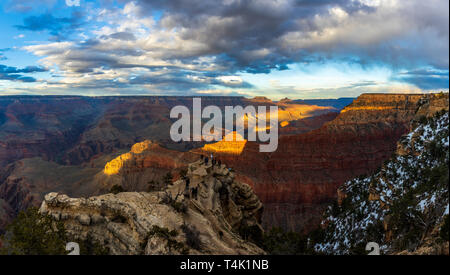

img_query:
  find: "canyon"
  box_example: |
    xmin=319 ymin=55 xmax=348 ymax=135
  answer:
xmin=197 ymin=93 xmax=449 ymax=232
xmin=0 ymin=93 xmax=447 ymax=234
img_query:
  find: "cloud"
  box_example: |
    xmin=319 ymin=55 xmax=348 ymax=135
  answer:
xmin=105 ymin=32 xmax=136 ymax=41
xmin=0 ymin=49 xmax=9 ymax=61
xmin=66 ymin=0 xmax=81 ymax=7
xmin=18 ymin=0 xmax=449 ymax=95
xmin=0 ymin=64 xmax=47 ymax=82
xmin=126 ymin=0 xmax=448 ymax=71
xmin=253 ymin=80 xmax=424 ymax=100
xmin=15 ymin=11 xmax=84 ymax=40
xmin=393 ymin=69 xmax=449 ymax=90
xmin=4 ymin=0 xmax=58 ymax=12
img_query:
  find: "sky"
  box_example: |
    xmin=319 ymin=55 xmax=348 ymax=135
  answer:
xmin=0 ymin=0 xmax=448 ymax=100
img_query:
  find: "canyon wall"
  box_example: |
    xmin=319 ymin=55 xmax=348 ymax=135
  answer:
xmin=197 ymin=93 xmax=449 ymax=232
xmin=98 ymin=93 xmax=448 ymax=233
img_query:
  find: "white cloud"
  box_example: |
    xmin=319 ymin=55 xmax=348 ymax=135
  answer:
xmin=65 ymin=0 xmax=80 ymax=7
xmin=14 ymin=0 xmax=449 ymax=96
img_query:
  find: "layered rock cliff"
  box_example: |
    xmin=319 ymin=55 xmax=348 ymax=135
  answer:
xmin=196 ymin=93 xmax=449 ymax=233
xmin=39 ymin=160 xmax=265 ymax=255
xmin=314 ymin=108 xmax=449 ymax=255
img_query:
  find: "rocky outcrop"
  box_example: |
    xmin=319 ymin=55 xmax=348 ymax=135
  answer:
xmin=314 ymin=109 xmax=449 ymax=255
xmin=39 ymin=160 xmax=265 ymax=255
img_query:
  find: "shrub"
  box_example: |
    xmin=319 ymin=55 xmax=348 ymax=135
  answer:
xmin=147 ymin=180 xmax=163 ymax=192
xmin=418 ymin=115 xmax=428 ymax=124
xmin=0 ymin=207 xmax=110 ymax=255
xmin=163 ymin=172 xmax=173 ymax=186
xmin=148 ymin=225 xmax=178 ymax=239
xmin=181 ymin=224 xmax=202 ymax=251
xmin=171 ymin=201 xmax=188 ymax=213
xmin=75 ymin=235 xmax=109 ymax=255
xmin=240 ymin=223 xmax=264 ymax=246
xmin=262 ymin=227 xmax=309 ymax=255
xmin=147 ymin=225 xmax=188 ymax=254
xmin=179 ymin=169 xmax=187 ymax=179
xmin=0 ymin=207 xmax=67 ymax=255
xmin=110 ymin=184 xmax=125 ymax=194
xmin=440 ymin=215 xmax=449 ymax=241
xmin=160 ymin=191 xmax=187 ymax=213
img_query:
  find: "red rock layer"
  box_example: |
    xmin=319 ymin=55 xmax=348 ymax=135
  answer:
xmin=198 ymin=94 xmax=444 ymax=233
xmin=97 ymin=94 xmax=444 ymax=233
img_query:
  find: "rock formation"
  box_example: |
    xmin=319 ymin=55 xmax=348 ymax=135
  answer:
xmin=196 ymin=93 xmax=449 ymax=233
xmin=314 ymin=108 xmax=449 ymax=255
xmin=39 ymin=160 xmax=265 ymax=255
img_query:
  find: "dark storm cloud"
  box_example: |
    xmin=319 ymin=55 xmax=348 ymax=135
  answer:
xmin=347 ymin=80 xmax=378 ymax=89
xmin=123 ymin=0 xmax=371 ymax=71
xmin=122 ymin=0 xmax=448 ymax=73
xmin=400 ymin=69 xmax=449 ymax=77
xmin=127 ymin=70 xmax=253 ymax=89
xmin=105 ymin=0 xmax=361 ymax=73
xmin=107 ymin=32 xmax=137 ymax=41
xmin=401 ymin=76 xmax=449 ymax=90
xmin=134 ymin=0 xmax=367 ymax=17
xmin=15 ymin=11 xmax=84 ymax=40
xmin=0 ymin=64 xmax=47 ymax=82
xmin=394 ymin=69 xmax=449 ymax=90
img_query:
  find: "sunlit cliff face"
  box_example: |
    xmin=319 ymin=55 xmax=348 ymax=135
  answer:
xmin=340 ymin=106 xmax=395 ymax=113
xmin=202 ymin=131 xmax=247 ymax=155
xmin=241 ymin=103 xmax=334 ymax=131
xmin=276 ymin=104 xmax=336 ymax=121
xmin=104 ymin=140 xmax=152 ymax=175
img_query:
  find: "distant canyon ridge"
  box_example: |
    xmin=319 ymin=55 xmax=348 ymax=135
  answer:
xmin=0 ymin=93 xmax=447 ymax=233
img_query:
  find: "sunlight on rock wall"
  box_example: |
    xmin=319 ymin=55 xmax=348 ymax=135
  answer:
xmin=104 ymin=152 xmax=132 ymax=175
xmin=202 ymin=132 xmax=247 ymax=155
xmin=104 ymin=141 xmax=152 ymax=175
xmin=340 ymin=106 xmax=394 ymax=113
